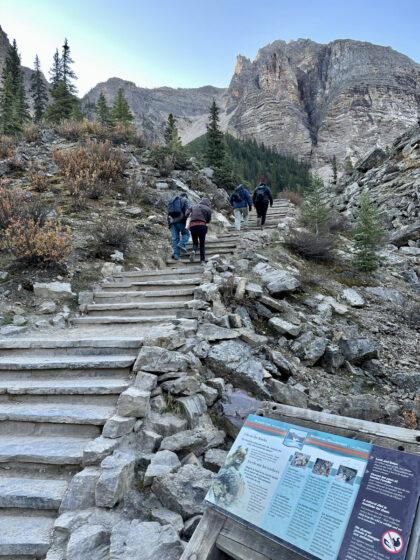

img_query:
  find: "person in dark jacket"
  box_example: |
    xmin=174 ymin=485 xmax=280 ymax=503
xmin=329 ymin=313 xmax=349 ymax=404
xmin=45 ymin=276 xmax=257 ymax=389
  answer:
xmin=229 ymin=184 xmax=252 ymax=230
xmin=167 ymin=193 xmax=190 ymax=260
xmin=252 ymin=178 xmax=273 ymax=229
xmin=185 ymin=198 xmax=212 ymax=265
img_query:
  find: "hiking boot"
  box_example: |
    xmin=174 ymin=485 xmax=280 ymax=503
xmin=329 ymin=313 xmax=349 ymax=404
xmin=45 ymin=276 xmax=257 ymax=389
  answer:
xmin=201 ymin=260 xmax=206 ymax=266
xmin=177 ymin=243 xmax=187 ymax=253
xmin=189 ymin=250 xmax=196 ymax=262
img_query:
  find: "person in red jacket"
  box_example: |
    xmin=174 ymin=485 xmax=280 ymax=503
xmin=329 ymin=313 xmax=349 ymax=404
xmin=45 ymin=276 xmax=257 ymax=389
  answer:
xmin=185 ymin=198 xmax=212 ymax=265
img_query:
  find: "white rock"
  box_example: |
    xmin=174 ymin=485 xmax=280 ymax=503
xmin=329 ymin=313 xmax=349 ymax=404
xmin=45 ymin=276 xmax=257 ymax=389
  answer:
xmin=33 ymin=282 xmax=74 ymax=300
xmin=38 ymin=300 xmax=57 ymax=314
xmin=342 ymin=288 xmax=365 ymax=307
xmin=111 ymin=250 xmax=124 ymax=262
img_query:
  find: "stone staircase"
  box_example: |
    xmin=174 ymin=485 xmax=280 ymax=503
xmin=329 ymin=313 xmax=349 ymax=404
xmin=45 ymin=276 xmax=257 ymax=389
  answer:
xmin=0 ymin=200 xmax=287 ymax=557
xmin=226 ymin=198 xmax=295 ymax=231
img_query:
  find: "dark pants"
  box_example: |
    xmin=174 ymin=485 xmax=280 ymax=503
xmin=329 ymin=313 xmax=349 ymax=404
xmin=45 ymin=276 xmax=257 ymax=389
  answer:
xmin=255 ymin=201 xmax=269 ymax=225
xmin=190 ymin=225 xmax=207 ymax=261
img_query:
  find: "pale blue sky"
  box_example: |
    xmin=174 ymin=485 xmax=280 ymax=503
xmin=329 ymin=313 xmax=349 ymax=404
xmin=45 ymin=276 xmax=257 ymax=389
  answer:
xmin=1 ymin=0 xmax=419 ymax=96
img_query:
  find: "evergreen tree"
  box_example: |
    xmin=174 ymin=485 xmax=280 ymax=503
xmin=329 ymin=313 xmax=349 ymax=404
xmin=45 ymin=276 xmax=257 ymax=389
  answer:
xmin=49 ymin=49 xmax=62 ymax=88
xmin=301 ymin=174 xmax=332 ymax=236
xmin=61 ymin=38 xmax=77 ymax=94
xmin=344 ymin=156 xmax=354 ymax=174
xmin=0 ymin=39 xmax=30 ymax=133
xmin=70 ymin=101 xmax=83 ymax=121
xmin=331 ymin=155 xmax=337 ymax=183
xmin=111 ymin=89 xmax=133 ymax=125
xmin=30 ymin=55 xmax=48 ymax=122
xmin=96 ymin=91 xmax=112 ymax=127
xmin=44 ymin=80 xmax=75 ymax=123
xmin=352 ymin=192 xmax=385 ymax=274
xmin=205 ymin=100 xmax=225 ymax=168
xmin=164 ymin=113 xmax=182 ymax=150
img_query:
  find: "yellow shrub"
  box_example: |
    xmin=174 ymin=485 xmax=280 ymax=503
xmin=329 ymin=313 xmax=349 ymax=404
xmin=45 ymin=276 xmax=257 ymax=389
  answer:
xmin=1 ymin=218 xmax=72 ymax=264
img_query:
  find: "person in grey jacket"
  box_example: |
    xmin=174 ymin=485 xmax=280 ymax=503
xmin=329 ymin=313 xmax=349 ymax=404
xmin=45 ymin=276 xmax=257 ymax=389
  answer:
xmin=185 ymin=198 xmax=212 ymax=265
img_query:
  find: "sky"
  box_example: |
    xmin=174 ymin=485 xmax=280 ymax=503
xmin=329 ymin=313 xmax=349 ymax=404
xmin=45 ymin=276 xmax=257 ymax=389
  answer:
xmin=1 ymin=0 xmax=419 ymax=96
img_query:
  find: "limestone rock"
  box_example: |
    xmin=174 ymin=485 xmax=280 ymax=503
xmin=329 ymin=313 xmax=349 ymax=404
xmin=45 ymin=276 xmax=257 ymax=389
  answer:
xmin=60 ymin=467 xmax=101 ymax=512
xmin=38 ymin=300 xmax=57 ymax=314
xmin=144 ymin=450 xmax=181 ymax=486
xmin=95 ymin=451 xmax=135 ymax=508
xmin=150 ymin=508 xmax=184 ymax=535
xmin=197 ymin=323 xmax=241 ymax=342
xmin=83 ymin=437 xmax=119 ymax=466
xmin=117 ymin=387 xmax=150 ymax=418
xmin=217 ymin=390 xmax=260 ymax=438
xmin=339 ymin=338 xmax=378 ymax=364
xmin=110 ymin=520 xmax=184 ymax=560
xmin=253 ymin=262 xmax=300 ymax=295
xmin=67 ymin=524 xmax=109 ymax=560
xmin=290 ymin=332 xmax=328 ymax=365
xmin=268 ymin=379 xmax=308 ymax=408
xmin=342 ymin=288 xmax=365 ymax=307
xmin=206 ymin=340 xmax=270 ymax=398
xmin=33 ymin=282 xmax=74 ymax=300
xmin=340 ymin=395 xmax=382 ymax=421
xmin=269 ymin=317 xmax=301 ymax=337
xmin=204 ymin=448 xmax=228 ymax=472
xmin=102 ymin=415 xmax=136 ymax=438
xmin=391 ymin=372 xmax=420 ymax=394
xmin=152 ymin=464 xmax=214 ymax=519
xmin=134 ymin=346 xmax=189 ymax=373
xmin=142 ymin=323 xmax=186 ymax=350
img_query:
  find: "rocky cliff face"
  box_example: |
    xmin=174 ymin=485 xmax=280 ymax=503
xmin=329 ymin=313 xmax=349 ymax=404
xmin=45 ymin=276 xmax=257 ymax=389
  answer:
xmin=83 ymin=77 xmax=227 ymax=143
xmin=226 ymin=39 xmax=420 ymax=177
xmin=83 ymin=39 xmax=420 ymax=178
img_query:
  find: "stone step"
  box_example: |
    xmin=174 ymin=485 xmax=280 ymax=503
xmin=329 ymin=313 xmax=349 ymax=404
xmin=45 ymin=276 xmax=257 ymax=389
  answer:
xmin=0 ymin=515 xmax=54 ymax=557
xmin=0 ymin=420 xmax=100 ymax=439
xmin=0 ymin=378 xmax=130 ymax=395
xmin=0 ymin=477 xmax=67 ymax=510
xmin=93 ymin=288 xmax=195 ymax=303
xmin=73 ymin=315 xmax=177 ymax=325
xmin=0 ymin=338 xmax=141 ymax=358
xmin=0 ymin=402 xmax=115 ymax=425
xmin=0 ymin=354 xmax=135 ymax=371
xmin=100 ymin=277 xmax=202 ymax=291
xmin=86 ymin=301 xmax=189 ymax=317
xmin=113 ymin=266 xmax=203 ymax=278
xmin=0 ymin=435 xmax=88 ymax=465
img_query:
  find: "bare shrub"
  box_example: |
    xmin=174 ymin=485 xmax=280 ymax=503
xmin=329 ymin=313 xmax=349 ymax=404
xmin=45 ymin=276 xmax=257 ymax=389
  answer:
xmin=54 ymin=119 xmax=109 ymax=141
xmin=4 ymin=155 xmax=24 ymax=173
xmin=28 ymin=164 xmax=48 ymax=193
xmin=110 ymin=123 xmax=145 ymax=147
xmin=125 ymin=174 xmax=144 ymax=203
xmin=284 ymin=229 xmax=335 ymax=262
xmin=1 ymin=217 xmax=72 ymax=265
xmin=52 ymin=141 xmax=128 ymax=200
xmin=23 ymin=123 xmax=42 ymax=143
xmin=150 ymin=145 xmax=190 ymax=174
xmin=0 ymin=136 xmax=16 ymax=159
xmin=279 ymin=189 xmax=303 ymax=206
xmin=0 ymin=183 xmax=24 ymax=229
xmin=91 ymin=217 xmax=135 ymax=256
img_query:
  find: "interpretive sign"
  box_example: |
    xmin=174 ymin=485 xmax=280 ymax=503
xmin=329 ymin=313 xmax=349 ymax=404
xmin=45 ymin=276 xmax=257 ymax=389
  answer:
xmin=204 ymin=414 xmax=420 ymax=560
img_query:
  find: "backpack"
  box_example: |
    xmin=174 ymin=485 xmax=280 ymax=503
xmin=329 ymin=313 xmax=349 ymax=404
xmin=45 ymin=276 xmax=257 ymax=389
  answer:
xmin=168 ymin=196 xmax=183 ymax=218
xmin=255 ymin=187 xmax=266 ymax=203
xmin=232 ymin=187 xmax=244 ymax=203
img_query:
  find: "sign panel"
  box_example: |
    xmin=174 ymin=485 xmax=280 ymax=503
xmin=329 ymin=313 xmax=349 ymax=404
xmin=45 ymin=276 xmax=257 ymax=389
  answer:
xmin=204 ymin=414 xmax=420 ymax=560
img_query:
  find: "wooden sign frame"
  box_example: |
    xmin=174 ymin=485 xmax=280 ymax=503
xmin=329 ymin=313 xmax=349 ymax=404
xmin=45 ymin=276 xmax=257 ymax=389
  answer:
xmin=181 ymin=402 xmax=420 ymax=560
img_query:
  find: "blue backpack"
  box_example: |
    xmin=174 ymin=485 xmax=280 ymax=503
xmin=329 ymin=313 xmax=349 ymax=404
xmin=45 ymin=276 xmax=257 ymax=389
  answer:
xmin=168 ymin=196 xmax=183 ymax=218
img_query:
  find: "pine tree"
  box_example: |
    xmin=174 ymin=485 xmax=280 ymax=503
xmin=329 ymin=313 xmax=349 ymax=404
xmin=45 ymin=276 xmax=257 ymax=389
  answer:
xmin=30 ymin=55 xmax=48 ymax=122
xmin=164 ymin=113 xmax=182 ymax=150
xmin=61 ymin=38 xmax=77 ymax=94
xmin=111 ymin=89 xmax=133 ymax=125
xmin=301 ymin=174 xmax=332 ymax=236
xmin=345 ymin=156 xmax=354 ymax=174
xmin=0 ymin=39 xmax=30 ymax=133
xmin=96 ymin=91 xmax=112 ymax=127
xmin=45 ymin=40 xmax=79 ymax=123
xmin=49 ymin=49 xmax=62 ymax=88
xmin=352 ymin=192 xmax=385 ymax=274
xmin=70 ymin=101 xmax=83 ymax=121
xmin=332 ymin=155 xmax=337 ymax=183
xmin=44 ymin=80 xmax=74 ymax=123
xmin=205 ymin=100 xmax=225 ymax=168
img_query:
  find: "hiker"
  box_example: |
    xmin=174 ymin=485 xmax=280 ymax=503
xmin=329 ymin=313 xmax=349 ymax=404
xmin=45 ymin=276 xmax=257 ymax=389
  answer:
xmin=185 ymin=197 xmax=212 ymax=265
xmin=229 ymin=184 xmax=252 ymax=230
xmin=167 ymin=192 xmax=190 ymax=261
xmin=252 ymin=178 xmax=273 ymax=229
